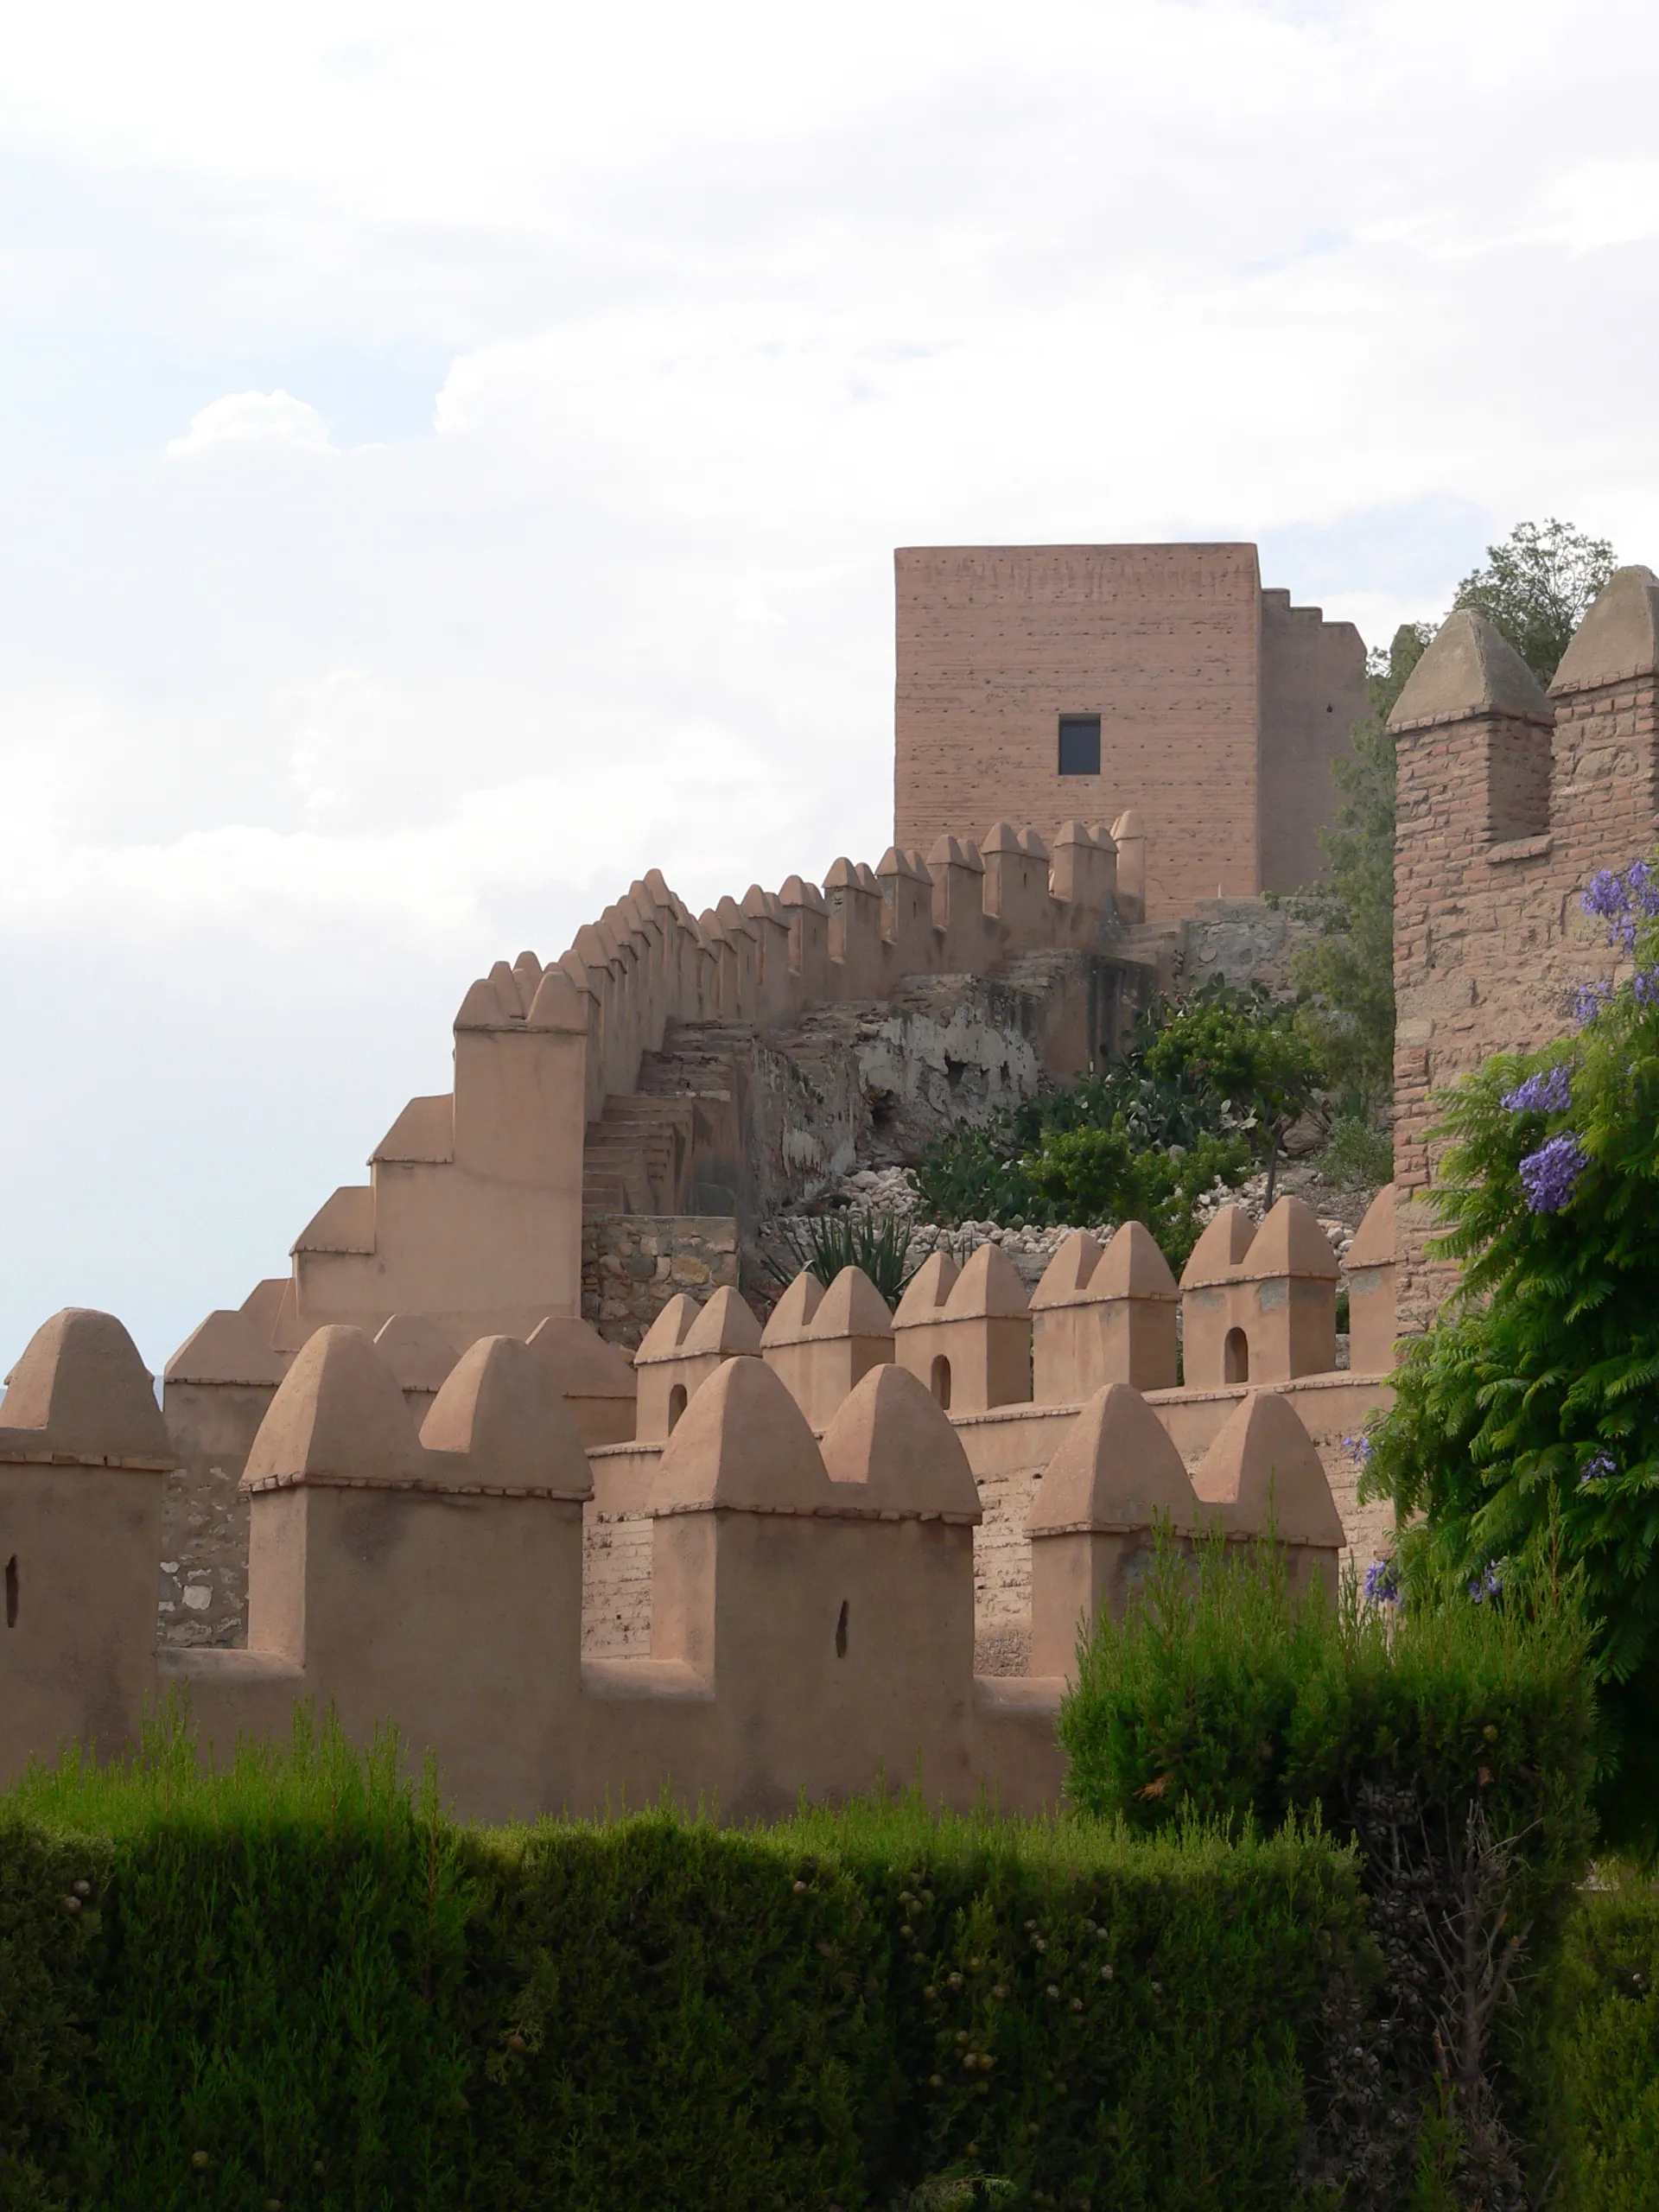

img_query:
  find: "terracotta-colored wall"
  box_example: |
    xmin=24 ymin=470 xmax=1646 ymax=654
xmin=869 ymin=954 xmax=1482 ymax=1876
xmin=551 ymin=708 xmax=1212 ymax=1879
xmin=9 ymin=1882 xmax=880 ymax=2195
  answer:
xmin=894 ymin=543 xmax=1264 ymax=918
xmin=1257 ymin=589 xmax=1368 ymax=893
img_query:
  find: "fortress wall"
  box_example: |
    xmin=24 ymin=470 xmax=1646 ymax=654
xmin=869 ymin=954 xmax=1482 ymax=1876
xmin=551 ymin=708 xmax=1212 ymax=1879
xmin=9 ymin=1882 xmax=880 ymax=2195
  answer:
xmin=894 ymin=544 xmax=1263 ymax=919
xmin=1257 ymin=588 xmax=1369 ymax=893
xmin=1389 ymin=576 xmax=1659 ymax=1332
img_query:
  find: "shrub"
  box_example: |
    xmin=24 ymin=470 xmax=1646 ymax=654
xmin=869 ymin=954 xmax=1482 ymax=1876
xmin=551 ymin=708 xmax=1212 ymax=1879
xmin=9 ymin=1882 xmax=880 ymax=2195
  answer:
xmin=1 ymin=1706 xmax=1375 ymax=2211
xmin=1362 ymin=855 xmax=1659 ymax=1848
xmin=1541 ymin=1871 xmax=1659 ymax=2211
xmin=1322 ymin=1112 xmax=1393 ymax=1192
xmin=1057 ymin=1535 xmax=1597 ymax=2203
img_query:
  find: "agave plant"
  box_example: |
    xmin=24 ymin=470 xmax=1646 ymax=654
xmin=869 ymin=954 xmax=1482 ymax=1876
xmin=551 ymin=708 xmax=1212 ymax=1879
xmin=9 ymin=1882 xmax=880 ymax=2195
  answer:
xmin=767 ymin=1207 xmax=927 ymax=1305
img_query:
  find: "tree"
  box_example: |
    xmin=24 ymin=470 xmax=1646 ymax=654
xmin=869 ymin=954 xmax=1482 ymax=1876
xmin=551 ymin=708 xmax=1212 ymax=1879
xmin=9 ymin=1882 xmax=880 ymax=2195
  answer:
xmin=1360 ymin=860 xmax=1659 ymax=1848
xmin=1292 ymin=622 xmax=1430 ymax=1111
xmin=1452 ymin=518 xmax=1618 ymax=686
xmin=912 ymin=979 xmax=1316 ymax=1268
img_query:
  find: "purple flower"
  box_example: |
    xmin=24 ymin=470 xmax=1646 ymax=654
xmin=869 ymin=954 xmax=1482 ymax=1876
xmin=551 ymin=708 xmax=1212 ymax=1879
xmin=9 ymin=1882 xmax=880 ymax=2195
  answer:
xmin=1469 ymin=1564 xmax=1502 ymax=1605
xmin=1580 ymin=861 xmax=1659 ymax=953
xmin=1636 ymin=968 xmax=1659 ymax=1006
xmin=1584 ymin=868 xmax=1627 ymax=920
xmin=1581 ymin=1450 xmax=1617 ymax=1485
xmin=1502 ymin=1065 xmax=1573 ymax=1116
xmin=1571 ymin=981 xmax=1613 ymax=1028
xmin=1519 ymin=1132 xmax=1588 ymax=1213
xmin=1344 ymin=1431 xmax=1374 ymax=1470
xmin=1363 ymin=1555 xmax=1401 ymax=1606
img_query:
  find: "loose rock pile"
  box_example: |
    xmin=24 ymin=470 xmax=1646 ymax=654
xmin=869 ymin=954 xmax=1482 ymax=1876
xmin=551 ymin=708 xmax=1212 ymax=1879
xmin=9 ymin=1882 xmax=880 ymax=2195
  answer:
xmin=764 ymin=1157 xmax=1377 ymax=1294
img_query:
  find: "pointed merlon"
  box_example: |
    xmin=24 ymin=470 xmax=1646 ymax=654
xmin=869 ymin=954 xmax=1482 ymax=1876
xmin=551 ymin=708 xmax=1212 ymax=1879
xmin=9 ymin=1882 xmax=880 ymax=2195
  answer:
xmin=651 ymin=1356 xmax=834 ymax=1515
xmin=819 ymin=1363 xmax=981 ymax=1518
xmin=778 ymin=874 xmax=827 ymax=912
xmin=981 ymin=820 xmax=1022 ymax=855
xmin=634 ymin=1293 xmax=702 ymax=1363
xmin=1346 ymin=1184 xmax=1395 ymax=1271
xmin=807 ymin=1266 xmax=893 ymax=1342
xmin=1029 ymin=1382 xmax=1197 ymax=1536
xmin=243 ymin=1325 xmax=419 ymax=1492
xmin=525 ymin=1316 xmax=637 ymax=1404
xmin=0 ymin=1307 xmax=172 ymax=1461
xmin=1179 ymin=1205 xmax=1256 ymax=1289
xmin=1241 ymin=1195 xmax=1338 ymax=1283
xmin=682 ymin=1285 xmax=764 ymax=1357
xmin=418 ymin=1334 xmax=592 ymax=1497
xmin=893 ymin=1250 xmax=959 ymax=1325
xmin=525 ymin=968 xmax=588 ymax=1032
xmin=1030 ymin=1230 xmax=1104 ymax=1309
xmin=944 ymin=1242 xmax=1029 ymax=1319
xmin=760 ymin=1271 xmax=827 ymax=1346
xmin=1388 ymin=608 xmax=1553 ymax=732
xmin=1191 ymin=1391 xmax=1344 ymax=1549
xmin=1551 ymin=565 xmax=1659 ymax=695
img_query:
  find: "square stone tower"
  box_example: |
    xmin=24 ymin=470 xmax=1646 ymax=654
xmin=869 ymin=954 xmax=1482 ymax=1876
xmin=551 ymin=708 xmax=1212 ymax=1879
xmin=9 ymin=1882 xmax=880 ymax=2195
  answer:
xmin=893 ymin=543 xmax=1365 ymax=918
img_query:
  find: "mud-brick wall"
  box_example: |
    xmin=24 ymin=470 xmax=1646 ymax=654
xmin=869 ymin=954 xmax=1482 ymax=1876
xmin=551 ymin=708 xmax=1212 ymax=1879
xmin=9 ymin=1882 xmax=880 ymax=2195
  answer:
xmin=582 ymin=1216 xmax=741 ymax=1350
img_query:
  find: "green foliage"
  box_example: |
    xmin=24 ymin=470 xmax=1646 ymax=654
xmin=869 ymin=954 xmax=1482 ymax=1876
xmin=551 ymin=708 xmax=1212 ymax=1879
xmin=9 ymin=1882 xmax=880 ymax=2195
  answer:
xmin=768 ymin=1206 xmax=926 ymax=1302
xmin=1291 ymin=620 xmax=1428 ymax=1109
xmin=1057 ymin=1534 xmax=1594 ymax=1926
xmin=913 ymin=980 xmax=1316 ymax=1270
xmin=1057 ymin=1534 xmax=1598 ymax=2202
xmin=1323 ymin=1112 xmax=1394 ymax=1191
xmin=1360 ymin=888 xmax=1659 ymax=1848
xmin=0 ymin=1815 xmax=109 ymax=2211
xmin=1452 ymin=518 xmax=1618 ymax=687
xmin=1541 ymin=1871 xmax=1659 ymax=2210
xmin=0 ymin=1705 xmax=1376 ymax=2211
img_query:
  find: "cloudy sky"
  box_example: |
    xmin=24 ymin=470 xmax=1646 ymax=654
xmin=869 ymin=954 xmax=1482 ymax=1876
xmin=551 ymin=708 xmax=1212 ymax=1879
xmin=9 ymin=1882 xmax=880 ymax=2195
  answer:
xmin=2 ymin=0 xmax=1655 ymax=1374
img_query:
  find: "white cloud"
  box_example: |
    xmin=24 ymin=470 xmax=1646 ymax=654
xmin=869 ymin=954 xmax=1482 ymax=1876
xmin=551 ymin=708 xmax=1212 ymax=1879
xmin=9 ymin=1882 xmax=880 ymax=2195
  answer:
xmin=4 ymin=0 xmax=1659 ymax=1367
xmin=167 ymin=388 xmax=337 ymax=460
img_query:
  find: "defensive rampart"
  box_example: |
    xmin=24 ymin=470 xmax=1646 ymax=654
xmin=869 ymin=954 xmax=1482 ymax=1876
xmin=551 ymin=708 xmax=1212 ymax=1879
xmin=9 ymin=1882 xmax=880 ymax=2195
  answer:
xmin=1 ymin=1190 xmax=1382 ymax=1819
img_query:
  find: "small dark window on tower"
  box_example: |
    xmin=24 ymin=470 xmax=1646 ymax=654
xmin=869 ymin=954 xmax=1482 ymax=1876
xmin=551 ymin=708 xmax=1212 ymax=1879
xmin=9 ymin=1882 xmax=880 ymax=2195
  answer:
xmin=1058 ymin=715 xmax=1101 ymax=776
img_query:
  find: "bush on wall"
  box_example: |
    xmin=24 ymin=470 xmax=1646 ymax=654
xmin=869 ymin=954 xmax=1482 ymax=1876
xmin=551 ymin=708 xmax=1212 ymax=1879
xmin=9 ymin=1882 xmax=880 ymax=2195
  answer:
xmin=0 ymin=1706 xmax=1372 ymax=2212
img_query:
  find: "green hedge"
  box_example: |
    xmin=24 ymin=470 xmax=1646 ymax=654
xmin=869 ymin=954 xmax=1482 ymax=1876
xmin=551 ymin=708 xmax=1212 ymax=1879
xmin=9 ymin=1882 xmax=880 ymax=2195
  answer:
xmin=1541 ymin=1872 xmax=1659 ymax=2212
xmin=1056 ymin=1535 xmax=1599 ymax=2202
xmin=0 ymin=1710 xmax=1370 ymax=2211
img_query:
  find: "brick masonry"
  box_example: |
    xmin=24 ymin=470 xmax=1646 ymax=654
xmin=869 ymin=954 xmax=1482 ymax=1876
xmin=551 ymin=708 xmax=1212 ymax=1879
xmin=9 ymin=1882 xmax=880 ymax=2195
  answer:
xmin=1391 ymin=591 xmax=1659 ymax=1332
xmin=893 ymin=543 xmax=1363 ymax=918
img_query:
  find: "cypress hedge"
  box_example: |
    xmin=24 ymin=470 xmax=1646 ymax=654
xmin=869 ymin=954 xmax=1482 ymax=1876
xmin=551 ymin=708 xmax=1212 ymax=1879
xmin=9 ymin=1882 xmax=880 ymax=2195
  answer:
xmin=1542 ymin=1870 xmax=1659 ymax=2212
xmin=0 ymin=1707 xmax=1368 ymax=2212
xmin=1056 ymin=1534 xmax=1599 ymax=2205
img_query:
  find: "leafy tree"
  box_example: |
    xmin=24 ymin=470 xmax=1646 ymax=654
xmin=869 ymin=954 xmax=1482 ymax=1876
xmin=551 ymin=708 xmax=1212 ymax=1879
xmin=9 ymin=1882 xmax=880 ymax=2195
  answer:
xmin=914 ymin=979 xmax=1317 ymax=1268
xmin=1452 ymin=517 xmax=1618 ymax=687
xmin=1360 ymin=859 xmax=1659 ymax=1848
xmin=1291 ymin=622 xmax=1429 ymax=1112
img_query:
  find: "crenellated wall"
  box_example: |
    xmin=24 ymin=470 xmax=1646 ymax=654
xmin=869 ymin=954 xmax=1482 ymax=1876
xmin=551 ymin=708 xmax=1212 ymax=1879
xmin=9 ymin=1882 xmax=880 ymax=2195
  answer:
xmin=1390 ymin=571 xmax=1659 ymax=1331
xmin=2 ymin=1291 xmax=1361 ymax=1824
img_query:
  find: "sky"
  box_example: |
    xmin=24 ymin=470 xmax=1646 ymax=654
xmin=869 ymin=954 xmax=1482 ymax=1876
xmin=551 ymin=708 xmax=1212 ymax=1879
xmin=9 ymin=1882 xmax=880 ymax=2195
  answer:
xmin=3 ymin=0 xmax=1657 ymax=1376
